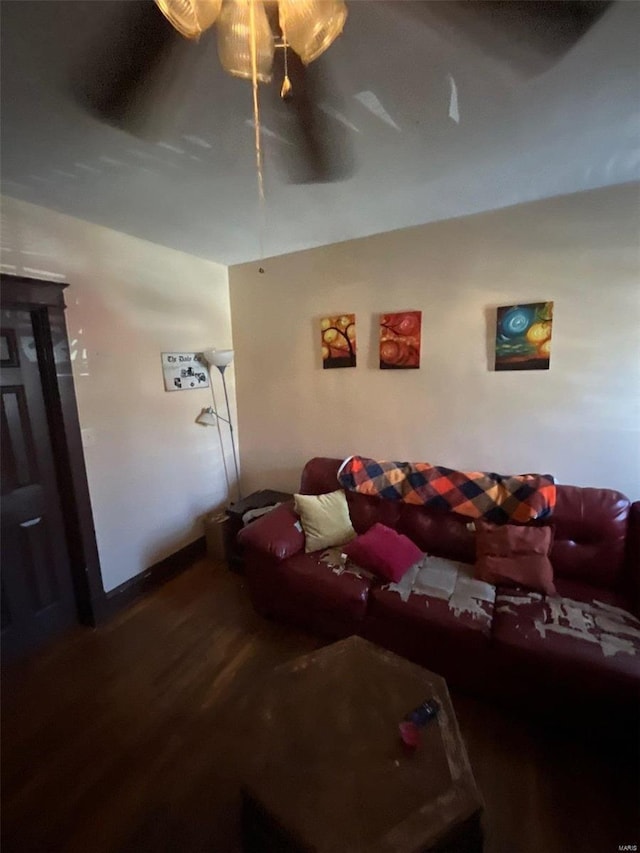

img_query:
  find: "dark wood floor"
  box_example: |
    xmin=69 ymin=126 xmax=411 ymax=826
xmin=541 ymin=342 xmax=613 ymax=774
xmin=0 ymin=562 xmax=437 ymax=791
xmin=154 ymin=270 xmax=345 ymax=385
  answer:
xmin=2 ymin=559 xmax=638 ymax=853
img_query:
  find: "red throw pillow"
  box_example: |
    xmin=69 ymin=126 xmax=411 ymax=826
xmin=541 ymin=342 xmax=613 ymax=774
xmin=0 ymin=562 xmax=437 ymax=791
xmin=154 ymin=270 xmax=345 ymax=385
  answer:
xmin=474 ymin=520 xmax=556 ymax=596
xmin=343 ymin=523 xmax=423 ymax=583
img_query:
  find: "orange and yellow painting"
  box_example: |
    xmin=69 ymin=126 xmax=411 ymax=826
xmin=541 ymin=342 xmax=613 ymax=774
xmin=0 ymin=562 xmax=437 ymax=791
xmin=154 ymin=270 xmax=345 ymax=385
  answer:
xmin=379 ymin=311 xmax=421 ymax=369
xmin=495 ymin=302 xmax=553 ymax=371
xmin=321 ymin=314 xmax=356 ymax=369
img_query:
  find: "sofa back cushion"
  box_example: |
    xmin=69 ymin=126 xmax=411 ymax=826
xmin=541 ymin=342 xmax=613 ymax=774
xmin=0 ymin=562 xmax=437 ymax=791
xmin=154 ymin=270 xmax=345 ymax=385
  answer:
xmin=300 ymin=457 xmax=345 ymax=495
xmin=300 ymin=458 xmax=403 ymax=534
xmin=299 ymin=458 xmax=632 ymax=593
xmin=550 ymin=485 xmax=630 ymax=588
xmin=397 ymin=502 xmax=475 ymax=564
xmin=347 ymin=491 xmax=403 ymax=533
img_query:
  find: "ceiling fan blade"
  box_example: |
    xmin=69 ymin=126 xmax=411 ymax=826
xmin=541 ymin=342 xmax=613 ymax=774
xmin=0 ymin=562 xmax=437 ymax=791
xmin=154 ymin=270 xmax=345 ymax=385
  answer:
xmin=75 ymin=1 xmax=191 ymax=137
xmin=398 ymin=0 xmax=612 ymax=78
xmin=470 ymin=1 xmax=611 ymax=73
xmin=263 ymin=49 xmax=354 ymax=184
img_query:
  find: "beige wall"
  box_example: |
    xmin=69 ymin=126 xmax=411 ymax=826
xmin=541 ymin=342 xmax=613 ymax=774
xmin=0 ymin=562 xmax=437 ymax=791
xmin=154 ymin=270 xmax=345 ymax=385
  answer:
xmin=1 ymin=196 xmax=235 ymax=591
xmin=229 ymin=184 xmax=640 ymax=501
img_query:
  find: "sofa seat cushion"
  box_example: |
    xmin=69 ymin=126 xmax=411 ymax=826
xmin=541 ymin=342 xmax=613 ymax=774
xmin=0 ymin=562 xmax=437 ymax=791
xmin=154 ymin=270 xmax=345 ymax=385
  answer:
xmin=492 ymin=587 xmax=640 ymax=694
xmin=553 ymin=577 xmax=631 ymax=611
xmin=369 ymin=557 xmax=496 ymax=638
xmin=362 ymin=557 xmax=496 ymax=693
xmin=263 ymin=552 xmax=373 ymax=634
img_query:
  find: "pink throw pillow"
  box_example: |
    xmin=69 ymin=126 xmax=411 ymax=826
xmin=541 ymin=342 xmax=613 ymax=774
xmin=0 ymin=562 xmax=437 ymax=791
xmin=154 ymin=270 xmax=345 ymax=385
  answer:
xmin=474 ymin=520 xmax=556 ymax=596
xmin=343 ymin=523 xmax=423 ymax=582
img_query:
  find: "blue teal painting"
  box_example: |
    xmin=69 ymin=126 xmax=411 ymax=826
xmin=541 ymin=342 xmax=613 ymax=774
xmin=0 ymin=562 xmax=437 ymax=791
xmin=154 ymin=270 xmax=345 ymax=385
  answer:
xmin=495 ymin=302 xmax=553 ymax=371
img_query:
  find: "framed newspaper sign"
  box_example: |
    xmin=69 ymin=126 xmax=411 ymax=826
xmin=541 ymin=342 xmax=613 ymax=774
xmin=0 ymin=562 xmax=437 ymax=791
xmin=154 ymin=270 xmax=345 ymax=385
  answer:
xmin=161 ymin=352 xmax=210 ymax=391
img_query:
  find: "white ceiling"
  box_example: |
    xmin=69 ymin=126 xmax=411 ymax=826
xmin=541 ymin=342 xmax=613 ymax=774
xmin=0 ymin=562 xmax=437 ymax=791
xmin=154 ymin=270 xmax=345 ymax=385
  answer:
xmin=1 ymin=1 xmax=639 ymax=267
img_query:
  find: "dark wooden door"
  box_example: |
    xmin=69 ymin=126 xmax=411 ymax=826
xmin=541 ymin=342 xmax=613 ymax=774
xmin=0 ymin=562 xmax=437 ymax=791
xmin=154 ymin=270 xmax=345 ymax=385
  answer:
xmin=1 ymin=307 xmax=78 ymax=659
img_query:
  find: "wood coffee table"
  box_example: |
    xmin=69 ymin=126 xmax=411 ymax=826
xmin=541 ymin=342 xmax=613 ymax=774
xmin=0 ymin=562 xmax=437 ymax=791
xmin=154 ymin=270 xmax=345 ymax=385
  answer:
xmin=241 ymin=636 xmax=483 ymax=852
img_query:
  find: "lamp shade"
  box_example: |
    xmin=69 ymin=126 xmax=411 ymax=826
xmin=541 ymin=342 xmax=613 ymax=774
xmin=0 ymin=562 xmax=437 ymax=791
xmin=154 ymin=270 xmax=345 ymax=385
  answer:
xmin=217 ymin=0 xmax=274 ymax=83
xmin=196 ymin=407 xmax=218 ymax=426
xmin=155 ymin=0 xmax=222 ymax=39
xmin=202 ymin=348 xmax=234 ymax=367
xmin=278 ymin=0 xmax=347 ymax=64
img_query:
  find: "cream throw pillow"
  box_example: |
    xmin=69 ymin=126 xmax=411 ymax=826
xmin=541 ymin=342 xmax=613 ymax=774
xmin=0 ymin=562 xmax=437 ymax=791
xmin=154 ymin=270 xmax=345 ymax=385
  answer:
xmin=294 ymin=490 xmax=357 ymax=554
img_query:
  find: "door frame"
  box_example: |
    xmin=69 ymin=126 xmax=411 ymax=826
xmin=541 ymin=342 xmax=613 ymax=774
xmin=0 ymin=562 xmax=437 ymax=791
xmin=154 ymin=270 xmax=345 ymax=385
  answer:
xmin=1 ymin=274 xmax=104 ymax=626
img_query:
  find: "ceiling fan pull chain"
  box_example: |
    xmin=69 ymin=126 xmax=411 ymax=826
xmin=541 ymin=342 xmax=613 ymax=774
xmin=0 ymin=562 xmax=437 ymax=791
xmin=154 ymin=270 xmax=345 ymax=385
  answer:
xmin=280 ymin=7 xmax=293 ymax=100
xmin=249 ymin=0 xmax=265 ymax=202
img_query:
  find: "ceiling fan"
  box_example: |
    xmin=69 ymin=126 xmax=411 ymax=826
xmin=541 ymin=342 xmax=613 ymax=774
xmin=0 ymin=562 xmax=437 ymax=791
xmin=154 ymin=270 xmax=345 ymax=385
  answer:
xmin=78 ymin=0 xmax=612 ymax=187
xmin=78 ymin=0 xmax=353 ymax=185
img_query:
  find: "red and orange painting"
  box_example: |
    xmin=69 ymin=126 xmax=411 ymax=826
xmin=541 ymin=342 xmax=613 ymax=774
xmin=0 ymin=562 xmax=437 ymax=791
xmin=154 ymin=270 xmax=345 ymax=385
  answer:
xmin=379 ymin=311 xmax=421 ymax=369
xmin=321 ymin=314 xmax=356 ymax=369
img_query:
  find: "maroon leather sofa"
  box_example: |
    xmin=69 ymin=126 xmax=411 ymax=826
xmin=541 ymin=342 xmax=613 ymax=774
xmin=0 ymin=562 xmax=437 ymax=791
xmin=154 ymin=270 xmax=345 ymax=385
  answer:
xmin=238 ymin=458 xmax=640 ymax=724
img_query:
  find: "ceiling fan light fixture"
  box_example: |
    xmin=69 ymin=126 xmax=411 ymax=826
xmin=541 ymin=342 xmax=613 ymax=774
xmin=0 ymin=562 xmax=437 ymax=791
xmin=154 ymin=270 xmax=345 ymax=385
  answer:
xmin=154 ymin=0 xmax=223 ymax=39
xmin=217 ymin=0 xmax=275 ymax=83
xmin=278 ymin=0 xmax=347 ymax=65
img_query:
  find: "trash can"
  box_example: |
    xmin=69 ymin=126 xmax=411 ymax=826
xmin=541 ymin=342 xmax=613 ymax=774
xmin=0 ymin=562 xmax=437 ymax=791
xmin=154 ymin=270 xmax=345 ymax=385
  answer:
xmin=204 ymin=512 xmax=228 ymax=562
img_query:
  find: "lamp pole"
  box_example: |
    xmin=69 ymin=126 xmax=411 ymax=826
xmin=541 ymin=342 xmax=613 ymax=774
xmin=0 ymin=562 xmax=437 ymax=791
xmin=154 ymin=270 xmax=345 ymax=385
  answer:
xmin=201 ymin=349 xmax=242 ymax=503
xmin=216 ymin=364 xmax=242 ymax=501
xmin=207 ymin=369 xmax=232 ymax=501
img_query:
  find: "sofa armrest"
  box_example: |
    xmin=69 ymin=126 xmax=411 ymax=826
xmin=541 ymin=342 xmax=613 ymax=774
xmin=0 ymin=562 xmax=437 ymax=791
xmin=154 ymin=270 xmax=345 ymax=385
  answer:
xmin=237 ymin=502 xmax=305 ymax=562
xmin=624 ymin=501 xmax=640 ymax=617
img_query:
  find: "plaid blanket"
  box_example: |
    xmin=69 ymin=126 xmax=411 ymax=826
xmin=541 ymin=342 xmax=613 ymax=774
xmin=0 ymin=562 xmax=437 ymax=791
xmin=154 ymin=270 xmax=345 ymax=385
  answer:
xmin=338 ymin=456 xmax=556 ymax=523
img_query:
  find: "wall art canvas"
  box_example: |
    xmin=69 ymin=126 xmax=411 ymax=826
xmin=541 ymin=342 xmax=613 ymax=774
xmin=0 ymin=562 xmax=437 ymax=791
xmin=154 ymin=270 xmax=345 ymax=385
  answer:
xmin=321 ymin=314 xmax=357 ymax=369
xmin=494 ymin=302 xmax=553 ymax=371
xmin=379 ymin=311 xmax=422 ymax=369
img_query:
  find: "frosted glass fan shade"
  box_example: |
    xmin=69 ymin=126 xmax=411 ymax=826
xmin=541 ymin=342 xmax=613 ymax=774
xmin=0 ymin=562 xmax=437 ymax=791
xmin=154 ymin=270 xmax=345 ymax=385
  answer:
xmin=278 ymin=0 xmax=347 ymax=64
xmin=217 ymin=0 xmax=274 ymax=83
xmin=155 ymin=0 xmax=222 ymax=39
xmin=202 ymin=348 xmax=234 ymax=367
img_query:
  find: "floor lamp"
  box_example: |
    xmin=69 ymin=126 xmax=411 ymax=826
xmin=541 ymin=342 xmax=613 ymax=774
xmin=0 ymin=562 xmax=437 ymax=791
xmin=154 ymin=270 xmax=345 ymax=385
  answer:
xmin=196 ymin=348 xmax=242 ymax=502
